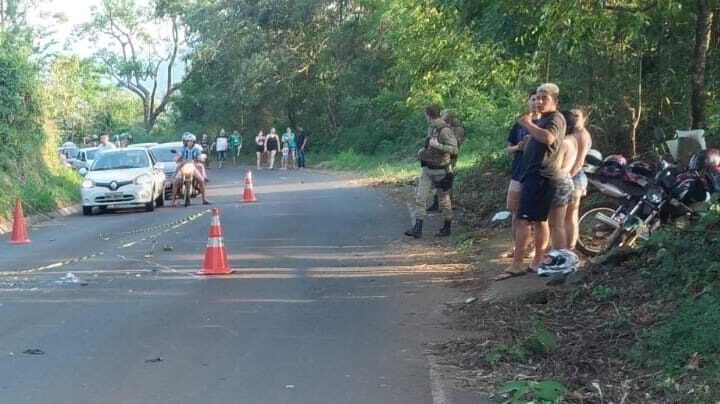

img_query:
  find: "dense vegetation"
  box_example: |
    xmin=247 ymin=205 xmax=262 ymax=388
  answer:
xmin=2 ymin=0 xmax=720 ymax=400
xmin=0 ymin=34 xmax=78 ymax=218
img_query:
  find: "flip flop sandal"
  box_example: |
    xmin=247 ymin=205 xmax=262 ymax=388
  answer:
xmin=493 ymin=270 xmax=528 ymax=281
xmin=497 ymin=249 xmax=514 ymax=258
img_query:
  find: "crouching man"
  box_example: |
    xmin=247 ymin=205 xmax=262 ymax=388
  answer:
xmin=171 ymin=133 xmax=211 ymax=206
xmin=405 ymin=104 xmax=458 ymax=238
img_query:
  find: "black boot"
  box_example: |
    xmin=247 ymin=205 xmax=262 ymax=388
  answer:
xmin=426 ymin=195 xmax=439 ymax=212
xmin=435 ymin=220 xmax=451 ymax=237
xmin=404 ymin=220 xmax=423 ymax=238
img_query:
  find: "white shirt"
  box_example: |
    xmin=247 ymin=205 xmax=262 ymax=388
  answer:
xmin=215 ymin=137 xmax=228 ymax=151
xmin=97 ymin=142 xmax=117 ymax=153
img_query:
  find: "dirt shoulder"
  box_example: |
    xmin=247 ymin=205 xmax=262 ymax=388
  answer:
xmin=374 ymin=178 xmax=710 ymax=403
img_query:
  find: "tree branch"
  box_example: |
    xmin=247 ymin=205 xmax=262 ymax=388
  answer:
xmin=602 ymin=0 xmax=657 ymax=12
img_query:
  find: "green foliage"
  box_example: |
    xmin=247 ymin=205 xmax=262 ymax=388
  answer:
xmin=636 ymin=208 xmax=720 ymax=383
xmin=75 ymin=0 xmax=183 ymax=133
xmin=0 ymin=37 xmax=43 ymax=165
xmin=591 ymin=285 xmax=618 ymax=301
xmin=497 ymin=379 xmax=570 ymax=404
xmin=492 ymin=320 xmax=558 ymax=363
xmin=644 ymin=292 xmax=720 ymax=377
xmin=0 ymin=36 xmax=81 ymax=218
xmin=45 ymin=56 xmax=143 ymax=142
xmin=646 ymin=211 xmax=720 ymax=296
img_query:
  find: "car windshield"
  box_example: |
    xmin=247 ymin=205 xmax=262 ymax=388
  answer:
xmin=62 ymin=147 xmax=80 ymax=159
xmin=91 ymin=150 xmax=149 ymax=171
xmin=149 ymin=146 xmax=178 ymax=162
xmin=85 ymin=149 xmax=98 ymax=160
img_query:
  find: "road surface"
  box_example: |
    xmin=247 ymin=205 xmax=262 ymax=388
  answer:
xmin=0 ymin=165 xmax=489 ymax=404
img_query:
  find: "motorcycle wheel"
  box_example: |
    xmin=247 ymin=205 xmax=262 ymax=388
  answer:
xmin=184 ymin=180 xmax=192 ymax=207
xmin=576 ymin=202 xmax=622 ymax=257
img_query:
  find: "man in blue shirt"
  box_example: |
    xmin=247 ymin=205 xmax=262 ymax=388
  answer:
xmin=499 ymin=90 xmax=540 ymax=259
xmin=170 ymin=133 xmax=210 ymax=206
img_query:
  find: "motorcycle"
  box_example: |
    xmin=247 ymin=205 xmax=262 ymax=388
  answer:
xmin=577 ymin=153 xmax=657 ymax=256
xmin=178 ymin=161 xmax=198 ymax=207
xmin=576 ymin=128 xmax=691 ymax=256
xmin=578 ymin=149 xmax=720 ymax=255
xmin=172 ymin=150 xmax=205 ymax=207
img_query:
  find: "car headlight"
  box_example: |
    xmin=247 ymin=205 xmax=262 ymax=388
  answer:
xmin=135 ymin=174 xmax=152 ymax=185
xmin=81 ymin=179 xmax=95 ymax=189
xmin=646 ymin=186 xmax=664 ymax=204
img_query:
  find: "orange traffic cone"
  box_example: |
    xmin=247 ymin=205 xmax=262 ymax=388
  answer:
xmin=198 ymin=208 xmax=233 ymax=275
xmin=241 ymin=170 xmax=257 ymax=202
xmin=9 ymin=199 xmax=31 ymax=244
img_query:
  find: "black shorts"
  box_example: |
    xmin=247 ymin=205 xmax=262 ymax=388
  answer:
xmin=256 ymin=145 xmax=264 ymax=153
xmin=518 ymin=174 xmax=556 ymax=222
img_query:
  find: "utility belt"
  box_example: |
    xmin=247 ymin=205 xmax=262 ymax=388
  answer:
xmin=421 ymin=161 xmax=450 ymax=170
xmin=420 ymin=162 xmax=454 ymax=191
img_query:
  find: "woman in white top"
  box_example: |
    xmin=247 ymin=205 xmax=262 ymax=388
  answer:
xmin=547 ymin=110 xmax=578 ymax=251
xmin=255 ymin=131 xmax=266 ymax=170
xmin=565 ymin=107 xmax=593 ymax=251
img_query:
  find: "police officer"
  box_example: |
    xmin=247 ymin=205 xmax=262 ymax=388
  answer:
xmin=405 ymin=104 xmax=458 ymax=238
xmin=427 ymin=109 xmax=465 ymax=212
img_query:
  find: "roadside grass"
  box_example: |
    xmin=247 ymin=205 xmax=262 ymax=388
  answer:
xmin=1 ymin=137 xmax=80 ymax=222
xmin=635 ymin=209 xmax=720 ymax=398
xmin=310 ymin=149 xmax=418 ymax=184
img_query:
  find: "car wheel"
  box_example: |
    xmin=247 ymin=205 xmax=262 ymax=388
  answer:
xmin=83 ymin=206 xmax=93 ymax=216
xmin=156 ymin=190 xmax=164 ymax=207
xmin=145 ymin=201 xmax=155 ymax=212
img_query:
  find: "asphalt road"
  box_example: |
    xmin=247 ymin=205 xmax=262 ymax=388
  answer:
xmin=0 ymin=165 xmax=489 ymax=404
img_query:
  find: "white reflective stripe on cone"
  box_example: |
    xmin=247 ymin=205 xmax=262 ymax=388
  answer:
xmin=206 ymin=237 xmax=225 ymax=248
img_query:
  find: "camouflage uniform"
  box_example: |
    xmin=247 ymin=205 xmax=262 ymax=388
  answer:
xmin=412 ymin=119 xmax=458 ymax=224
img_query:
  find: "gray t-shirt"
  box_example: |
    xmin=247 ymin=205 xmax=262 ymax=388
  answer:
xmin=522 ymin=111 xmax=566 ymax=180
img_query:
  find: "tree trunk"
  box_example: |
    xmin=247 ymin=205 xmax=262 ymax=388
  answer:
xmin=629 ymin=56 xmax=642 ymax=158
xmin=690 ymin=0 xmax=713 ymax=129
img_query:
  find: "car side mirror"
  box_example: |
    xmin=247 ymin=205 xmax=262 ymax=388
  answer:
xmin=78 ymin=167 xmax=88 ymax=176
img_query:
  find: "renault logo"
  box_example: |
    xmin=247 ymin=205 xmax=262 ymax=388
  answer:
xmin=109 ymin=181 xmax=118 ymax=190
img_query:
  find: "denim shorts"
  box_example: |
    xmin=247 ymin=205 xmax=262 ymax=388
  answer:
xmin=552 ymin=176 xmax=574 ymax=207
xmin=572 ymin=171 xmax=588 ymax=191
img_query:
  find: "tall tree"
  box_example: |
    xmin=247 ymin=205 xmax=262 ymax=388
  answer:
xmin=691 ymin=0 xmax=714 ymax=129
xmin=76 ymin=0 xmax=184 ymax=133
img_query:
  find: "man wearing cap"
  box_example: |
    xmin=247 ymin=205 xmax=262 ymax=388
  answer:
xmin=496 ymin=83 xmax=566 ymax=280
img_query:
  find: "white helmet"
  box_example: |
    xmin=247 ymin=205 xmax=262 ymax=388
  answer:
xmin=537 ymin=249 xmax=579 ymax=277
xmin=182 ymin=132 xmax=196 ymax=142
xmin=583 ymin=149 xmax=603 ymax=174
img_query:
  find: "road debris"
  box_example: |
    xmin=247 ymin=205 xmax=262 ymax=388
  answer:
xmin=491 ymin=211 xmax=512 ymax=222
xmin=55 ymin=272 xmax=80 ymax=284
xmin=23 ymin=349 xmax=45 ymax=355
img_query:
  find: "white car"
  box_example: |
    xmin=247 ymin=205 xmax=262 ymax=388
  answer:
xmin=70 ymin=147 xmax=100 ymax=170
xmin=80 ymin=148 xmax=166 ymax=216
